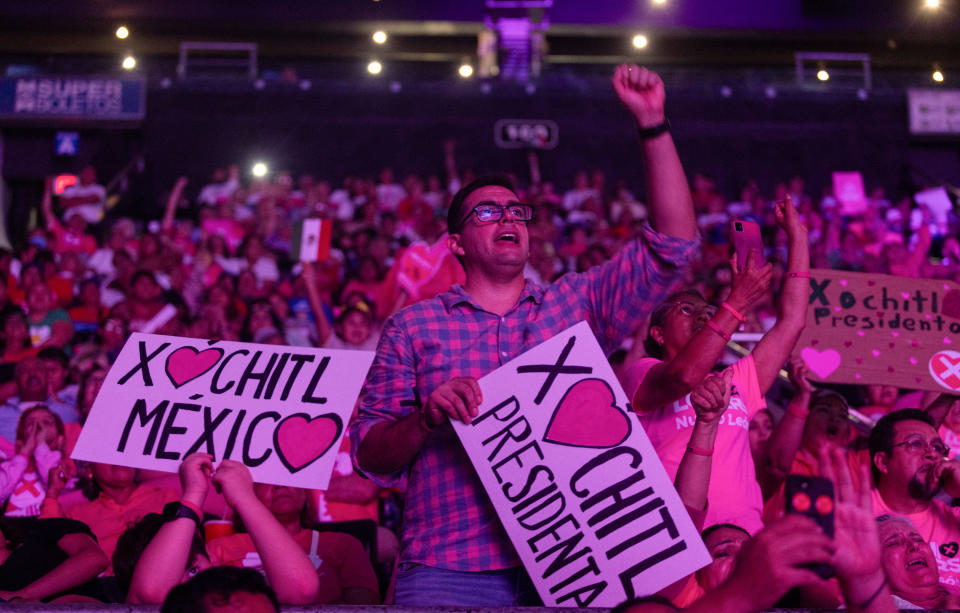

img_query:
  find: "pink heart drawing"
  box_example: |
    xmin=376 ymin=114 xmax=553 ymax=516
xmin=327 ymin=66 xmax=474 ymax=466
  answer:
xmin=165 ymin=347 xmax=224 ymax=388
xmin=273 ymin=413 xmax=343 ymax=473
xmin=930 ymin=351 xmax=960 ymax=392
xmin=543 ymin=378 xmax=631 ymax=449
xmin=800 ymin=347 xmax=842 ymax=379
xmin=942 ymin=290 xmax=960 ymax=321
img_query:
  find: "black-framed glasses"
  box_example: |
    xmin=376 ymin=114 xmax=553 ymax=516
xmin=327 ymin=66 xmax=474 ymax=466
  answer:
xmin=460 ymin=201 xmax=534 ymax=228
xmin=894 ymin=436 xmax=950 ymax=458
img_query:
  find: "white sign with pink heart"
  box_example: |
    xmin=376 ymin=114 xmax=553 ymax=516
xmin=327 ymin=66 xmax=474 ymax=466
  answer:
xmin=452 ymin=321 xmax=710 ymax=608
xmin=72 ymin=333 xmax=374 ymax=489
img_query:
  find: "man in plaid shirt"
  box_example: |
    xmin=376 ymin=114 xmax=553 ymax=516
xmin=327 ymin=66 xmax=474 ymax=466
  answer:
xmin=350 ymin=65 xmax=700 ymax=606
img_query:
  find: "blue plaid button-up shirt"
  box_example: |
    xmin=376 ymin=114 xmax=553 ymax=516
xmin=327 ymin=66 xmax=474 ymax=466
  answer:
xmin=350 ymin=224 xmax=698 ymax=571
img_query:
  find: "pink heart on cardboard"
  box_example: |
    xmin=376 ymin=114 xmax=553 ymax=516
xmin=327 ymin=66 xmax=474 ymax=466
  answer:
xmin=942 ymin=290 xmax=960 ymax=320
xmin=273 ymin=413 xmax=343 ymax=473
xmin=800 ymin=347 xmax=842 ymax=379
xmin=543 ymin=378 xmax=631 ymax=449
xmin=165 ymin=347 xmax=224 ymax=388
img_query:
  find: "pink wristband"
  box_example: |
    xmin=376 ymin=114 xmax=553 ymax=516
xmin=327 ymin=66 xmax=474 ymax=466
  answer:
xmin=706 ymin=320 xmax=731 ymax=342
xmin=788 ymin=271 xmax=811 ymax=279
xmin=686 ymin=445 xmax=714 ymax=457
xmin=720 ymin=301 xmax=746 ymax=323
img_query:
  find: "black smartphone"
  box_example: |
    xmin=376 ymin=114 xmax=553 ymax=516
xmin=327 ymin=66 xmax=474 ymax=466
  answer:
xmin=784 ymin=474 xmax=835 ymax=579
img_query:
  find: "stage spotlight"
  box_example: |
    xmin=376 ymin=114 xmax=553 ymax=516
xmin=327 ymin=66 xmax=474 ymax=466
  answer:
xmin=458 ymin=64 xmax=474 ymax=78
xmin=122 ymin=55 xmax=136 ymax=70
xmin=933 ymin=70 xmax=944 ymax=82
xmin=632 ymin=34 xmax=649 ymax=49
xmin=367 ymin=60 xmax=383 ymax=75
xmin=372 ymin=31 xmax=387 ymax=44
xmin=252 ymin=162 xmax=268 ymax=178
xmin=924 ymin=0 xmax=940 ymax=8
xmin=115 ymin=26 xmax=129 ymax=39
xmin=652 ymin=0 xmax=667 ymax=5
xmin=817 ymin=69 xmax=829 ymax=81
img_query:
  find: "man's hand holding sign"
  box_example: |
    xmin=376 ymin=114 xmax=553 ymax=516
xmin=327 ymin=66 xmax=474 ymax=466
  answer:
xmin=72 ymin=334 xmax=374 ymax=489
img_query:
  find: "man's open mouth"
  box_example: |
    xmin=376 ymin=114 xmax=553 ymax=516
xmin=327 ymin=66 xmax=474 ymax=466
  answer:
xmin=495 ymin=232 xmax=519 ymax=243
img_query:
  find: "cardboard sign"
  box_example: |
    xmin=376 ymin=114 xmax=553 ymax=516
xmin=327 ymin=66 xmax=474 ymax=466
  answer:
xmin=832 ymin=171 xmax=867 ymax=216
xmin=795 ymin=270 xmax=960 ymax=392
xmin=72 ymin=333 xmax=374 ymax=488
xmin=452 ymin=322 xmax=710 ymax=607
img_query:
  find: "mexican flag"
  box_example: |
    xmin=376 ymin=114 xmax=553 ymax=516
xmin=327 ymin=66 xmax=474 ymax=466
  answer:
xmin=291 ymin=218 xmax=332 ymax=262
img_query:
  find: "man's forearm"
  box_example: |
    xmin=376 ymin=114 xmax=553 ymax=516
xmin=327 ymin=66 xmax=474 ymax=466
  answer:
xmin=642 ymin=133 xmax=696 ymax=240
xmin=356 ymin=414 xmax=431 ymax=475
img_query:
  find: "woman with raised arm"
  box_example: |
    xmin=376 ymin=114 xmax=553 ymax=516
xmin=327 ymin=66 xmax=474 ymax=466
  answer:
xmin=624 ymin=197 xmax=809 ymax=534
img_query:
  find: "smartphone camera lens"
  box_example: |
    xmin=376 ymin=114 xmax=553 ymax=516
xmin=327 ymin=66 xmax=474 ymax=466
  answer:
xmin=734 ymin=222 xmax=743 ymax=232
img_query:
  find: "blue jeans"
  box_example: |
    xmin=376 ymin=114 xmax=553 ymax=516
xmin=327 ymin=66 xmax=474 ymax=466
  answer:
xmin=393 ymin=563 xmax=541 ymax=606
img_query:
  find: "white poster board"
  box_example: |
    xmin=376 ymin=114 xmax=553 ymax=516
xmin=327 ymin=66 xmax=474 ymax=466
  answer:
xmin=453 ymin=322 xmax=710 ymax=607
xmin=73 ymin=333 xmax=374 ymax=489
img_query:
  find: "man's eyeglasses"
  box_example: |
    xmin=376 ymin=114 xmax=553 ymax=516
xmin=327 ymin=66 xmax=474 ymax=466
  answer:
xmin=893 ymin=436 xmax=951 ymax=458
xmin=460 ymin=202 xmax=534 ymax=228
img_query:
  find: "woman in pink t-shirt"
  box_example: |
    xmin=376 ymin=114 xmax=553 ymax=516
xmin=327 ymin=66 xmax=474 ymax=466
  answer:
xmin=625 ymin=197 xmax=810 ymax=533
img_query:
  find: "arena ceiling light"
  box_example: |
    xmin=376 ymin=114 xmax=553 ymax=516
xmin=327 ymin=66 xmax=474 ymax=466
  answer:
xmin=367 ymin=60 xmax=383 ymax=75
xmin=115 ymin=26 xmax=129 ymax=39
xmin=632 ymin=34 xmax=649 ymax=49
xmin=372 ymin=30 xmax=387 ymax=44
xmin=121 ymin=55 xmax=136 ymax=70
xmin=933 ymin=68 xmax=945 ymax=82
xmin=458 ymin=63 xmax=474 ymax=78
xmin=924 ymin=0 xmax=941 ymax=8
xmin=817 ymin=69 xmax=830 ymax=81
xmin=251 ymin=162 xmax=268 ymax=177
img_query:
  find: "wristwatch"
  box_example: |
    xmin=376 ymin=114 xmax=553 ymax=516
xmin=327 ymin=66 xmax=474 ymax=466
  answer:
xmin=637 ymin=118 xmax=671 ymax=140
xmin=163 ymin=501 xmax=201 ymax=526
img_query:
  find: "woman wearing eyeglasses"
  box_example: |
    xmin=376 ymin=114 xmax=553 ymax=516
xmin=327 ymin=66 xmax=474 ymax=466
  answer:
xmin=622 ymin=197 xmax=810 ymax=536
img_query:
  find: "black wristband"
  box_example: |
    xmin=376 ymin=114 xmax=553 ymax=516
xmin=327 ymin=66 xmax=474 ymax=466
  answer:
xmin=637 ymin=118 xmax=671 ymax=140
xmin=163 ymin=501 xmax=201 ymax=526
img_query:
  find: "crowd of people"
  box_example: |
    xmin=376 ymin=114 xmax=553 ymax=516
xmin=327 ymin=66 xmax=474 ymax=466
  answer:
xmin=0 ymin=63 xmax=958 ymax=612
